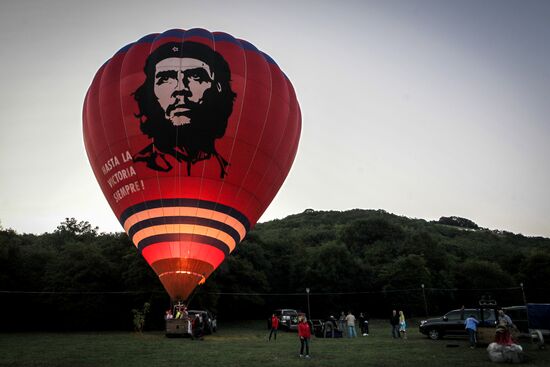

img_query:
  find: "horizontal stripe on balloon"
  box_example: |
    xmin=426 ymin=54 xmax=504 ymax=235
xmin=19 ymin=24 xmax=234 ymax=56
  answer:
xmin=122 ymin=207 xmax=247 ymax=241
xmin=128 ymin=216 xmax=241 ymax=246
xmin=158 ymin=270 xmax=206 ymax=284
xmin=137 ymin=233 xmax=231 ymax=256
xmin=140 ymin=241 xmax=226 ymax=270
xmin=119 ymin=198 xmax=250 ymax=232
xmin=132 ymin=224 xmax=236 ymax=252
xmin=150 ymin=257 xmax=215 ymax=277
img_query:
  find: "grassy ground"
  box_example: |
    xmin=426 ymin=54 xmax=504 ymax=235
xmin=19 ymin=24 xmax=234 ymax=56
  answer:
xmin=1 ymin=320 xmax=548 ymax=367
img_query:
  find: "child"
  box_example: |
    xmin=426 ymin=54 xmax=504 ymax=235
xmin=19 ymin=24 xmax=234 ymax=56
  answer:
xmin=399 ymin=310 xmax=407 ymax=339
xmin=464 ymin=314 xmax=479 ymax=348
xmin=269 ymin=314 xmax=279 ymax=341
xmin=298 ymin=316 xmax=311 ymax=358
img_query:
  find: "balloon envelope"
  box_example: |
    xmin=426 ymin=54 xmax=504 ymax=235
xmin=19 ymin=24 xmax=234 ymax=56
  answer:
xmin=83 ymin=28 xmax=301 ymax=301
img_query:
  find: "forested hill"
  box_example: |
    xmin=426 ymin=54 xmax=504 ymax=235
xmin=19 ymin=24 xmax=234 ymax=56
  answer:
xmin=246 ymin=209 xmax=549 ymax=299
xmin=1 ymin=210 xmax=549 ymax=330
xmin=234 ymin=208 xmax=549 ymax=320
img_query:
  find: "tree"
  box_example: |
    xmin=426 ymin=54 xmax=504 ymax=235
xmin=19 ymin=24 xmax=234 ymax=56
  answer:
xmin=404 ymin=232 xmax=450 ymax=275
xmin=55 ymin=218 xmax=98 ymax=238
xmin=438 ymin=216 xmax=479 ymax=229
xmin=379 ymin=254 xmax=431 ymax=290
xmin=454 ymin=259 xmax=513 ymax=289
xmin=340 ymin=218 xmax=405 ymax=254
xmin=378 ymin=254 xmax=431 ymax=315
xmin=302 ymin=241 xmax=373 ymax=292
xmin=519 ymin=250 xmax=550 ymax=301
xmin=132 ymin=302 xmax=150 ymax=333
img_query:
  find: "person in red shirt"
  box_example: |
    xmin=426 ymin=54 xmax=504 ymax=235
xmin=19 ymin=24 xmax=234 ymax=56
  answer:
xmin=298 ymin=316 xmax=311 ymax=358
xmin=269 ymin=314 xmax=279 ymax=341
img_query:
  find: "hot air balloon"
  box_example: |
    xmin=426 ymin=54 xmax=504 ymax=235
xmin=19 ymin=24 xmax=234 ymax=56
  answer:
xmin=83 ymin=28 xmax=301 ymax=301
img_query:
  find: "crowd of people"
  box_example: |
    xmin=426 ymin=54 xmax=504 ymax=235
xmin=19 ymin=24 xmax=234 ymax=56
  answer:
xmin=165 ymin=303 xmax=523 ymax=360
xmin=264 ymin=309 xmax=410 ymax=359
xmin=266 ymin=306 xmax=522 ymax=359
xmin=462 ymin=307 xmax=524 ymax=363
xmin=164 ymin=303 xmax=207 ymax=340
xmin=463 ymin=307 xmax=519 ymax=349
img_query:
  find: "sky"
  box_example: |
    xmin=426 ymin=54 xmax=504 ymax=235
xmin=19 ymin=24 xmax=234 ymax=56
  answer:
xmin=0 ymin=0 xmax=549 ymax=237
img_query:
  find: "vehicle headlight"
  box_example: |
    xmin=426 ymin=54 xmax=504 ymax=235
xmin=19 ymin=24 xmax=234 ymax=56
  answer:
xmin=420 ymin=320 xmax=427 ymax=326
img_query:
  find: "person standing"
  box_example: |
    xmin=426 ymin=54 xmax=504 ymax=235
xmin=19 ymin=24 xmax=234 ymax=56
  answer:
xmin=359 ymin=312 xmax=365 ymax=336
xmin=338 ymin=311 xmax=347 ymax=337
xmin=324 ymin=315 xmax=338 ymax=338
xmin=390 ymin=310 xmax=400 ymax=338
xmin=175 ymin=303 xmax=187 ymax=319
xmin=497 ymin=309 xmax=515 ymax=329
xmin=464 ymin=314 xmax=479 ymax=348
xmin=399 ymin=310 xmax=407 ymax=339
xmin=175 ymin=306 xmax=183 ymax=319
xmin=193 ymin=313 xmax=204 ymax=340
xmin=269 ymin=314 xmax=279 ymax=341
xmin=495 ymin=308 xmax=515 ymax=345
xmin=186 ymin=314 xmax=193 ymax=339
xmin=346 ymin=311 xmax=357 ymax=338
xmin=359 ymin=312 xmax=369 ymax=336
xmin=298 ymin=316 xmax=312 ymax=358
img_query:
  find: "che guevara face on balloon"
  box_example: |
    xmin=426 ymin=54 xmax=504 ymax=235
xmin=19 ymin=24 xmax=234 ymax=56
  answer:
xmin=133 ymin=42 xmax=236 ymax=177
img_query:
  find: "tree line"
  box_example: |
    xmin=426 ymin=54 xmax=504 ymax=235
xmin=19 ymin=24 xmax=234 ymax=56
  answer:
xmin=1 ymin=210 xmax=549 ymax=331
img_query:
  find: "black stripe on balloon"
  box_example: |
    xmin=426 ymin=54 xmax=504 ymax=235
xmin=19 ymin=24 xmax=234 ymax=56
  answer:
xmin=119 ymin=198 xmax=250 ymax=232
xmin=128 ymin=216 xmax=241 ymax=244
xmin=137 ymin=233 xmax=230 ymax=256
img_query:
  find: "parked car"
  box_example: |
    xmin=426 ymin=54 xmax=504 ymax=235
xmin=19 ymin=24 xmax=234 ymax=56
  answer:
xmin=267 ymin=309 xmax=299 ymax=331
xmin=419 ymin=308 xmax=496 ymax=340
xmin=188 ymin=309 xmax=217 ymax=334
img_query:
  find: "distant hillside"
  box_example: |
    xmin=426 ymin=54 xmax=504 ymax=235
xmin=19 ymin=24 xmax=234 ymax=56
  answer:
xmin=1 ymin=211 xmax=549 ymax=330
xmin=233 ymin=208 xmax=550 ymax=315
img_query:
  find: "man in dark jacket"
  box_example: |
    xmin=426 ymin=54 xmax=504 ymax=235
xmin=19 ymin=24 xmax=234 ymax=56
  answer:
xmin=390 ymin=310 xmax=400 ymax=338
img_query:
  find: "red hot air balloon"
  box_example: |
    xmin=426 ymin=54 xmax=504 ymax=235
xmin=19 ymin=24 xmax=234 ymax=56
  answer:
xmin=83 ymin=29 xmax=301 ymax=301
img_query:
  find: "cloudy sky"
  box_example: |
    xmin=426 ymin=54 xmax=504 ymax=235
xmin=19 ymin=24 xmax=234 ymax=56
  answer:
xmin=1 ymin=0 xmax=549 ymax=237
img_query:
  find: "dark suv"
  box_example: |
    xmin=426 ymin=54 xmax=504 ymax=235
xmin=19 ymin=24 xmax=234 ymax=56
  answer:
xmin=419 ymin=308 xmax=496 ymax=340
xmin=268 ymin=309 xmax=299 ymax=331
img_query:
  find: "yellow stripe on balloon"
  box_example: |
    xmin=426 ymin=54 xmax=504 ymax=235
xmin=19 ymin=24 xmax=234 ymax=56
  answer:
xmin=130 ymin=224 xmax=237 ymax=252
xmin=122 ymin=206 xmax=247 ymax=240
xmin=158 ymin=270 xmax=206 ymax=284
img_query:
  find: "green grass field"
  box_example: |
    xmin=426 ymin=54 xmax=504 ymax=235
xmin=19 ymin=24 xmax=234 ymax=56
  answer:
xmin=1 ymin=320 xmax=548 ymax=367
